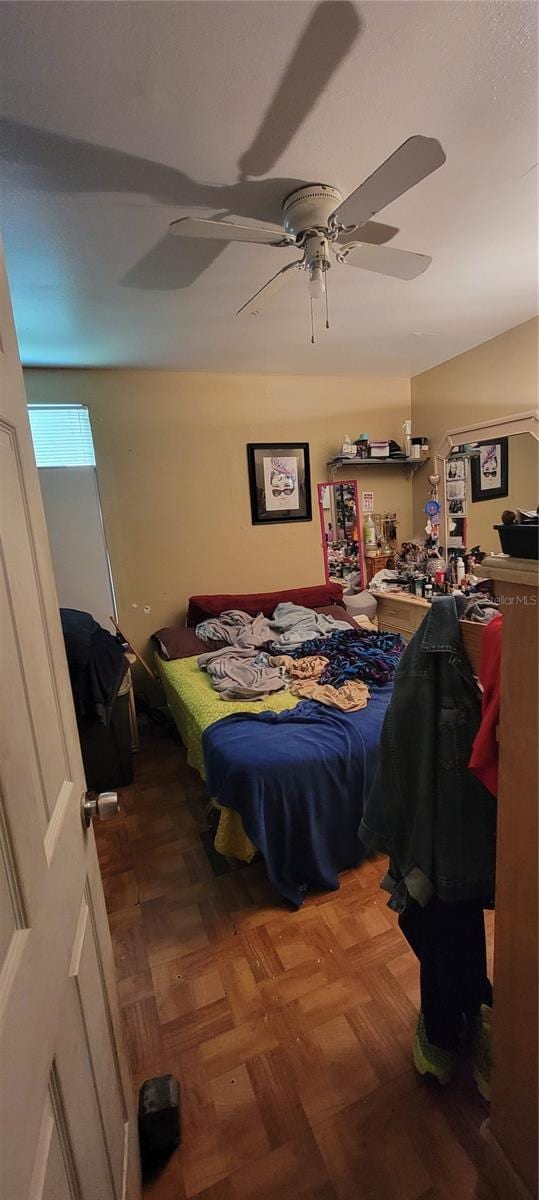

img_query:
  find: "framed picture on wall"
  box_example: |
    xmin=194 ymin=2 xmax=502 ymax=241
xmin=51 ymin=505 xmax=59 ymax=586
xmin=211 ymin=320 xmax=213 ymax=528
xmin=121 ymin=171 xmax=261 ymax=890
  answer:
xmin=470 ymin=438 xmax=509 ymax=502
xmin=246 ymin=443 xmax=312 ymax=525
xmin=447 ymin=515 xmax=467 ymax=548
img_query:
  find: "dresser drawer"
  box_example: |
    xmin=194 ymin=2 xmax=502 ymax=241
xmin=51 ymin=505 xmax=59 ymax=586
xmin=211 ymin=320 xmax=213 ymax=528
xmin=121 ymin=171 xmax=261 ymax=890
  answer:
xmin=376 ymin=593 xmax=429 ymax=638
xmin=378 ymin=618 xmax=414 ymax=642
xmin=377 ymin=601 xmax=418 ymax=633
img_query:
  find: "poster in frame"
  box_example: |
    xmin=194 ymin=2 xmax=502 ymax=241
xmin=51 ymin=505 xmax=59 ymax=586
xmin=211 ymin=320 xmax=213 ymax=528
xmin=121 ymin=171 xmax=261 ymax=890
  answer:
xmin=247 ymin=442 xmax=312 ymax=525
xmin=470 ymin=438 xmax=508 ymax=502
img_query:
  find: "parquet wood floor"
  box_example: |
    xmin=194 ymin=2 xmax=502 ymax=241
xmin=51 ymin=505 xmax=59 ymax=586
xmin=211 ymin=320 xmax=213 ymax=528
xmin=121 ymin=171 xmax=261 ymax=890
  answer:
xmin=94 ymin=729 xmax=497 ymax=1200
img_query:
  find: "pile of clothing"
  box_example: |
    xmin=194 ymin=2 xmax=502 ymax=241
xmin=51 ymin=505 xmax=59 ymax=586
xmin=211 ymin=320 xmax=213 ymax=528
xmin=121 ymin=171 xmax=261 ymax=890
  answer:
xmin=286 ymin=626 xmax=405 ymax=688
xmin=196 ymin=602 xmax=404 ymax=708
xmin=60 ymin=608 xmax=127 ymax=724
xmin=268 ymin=654 xmax=370 ymax=712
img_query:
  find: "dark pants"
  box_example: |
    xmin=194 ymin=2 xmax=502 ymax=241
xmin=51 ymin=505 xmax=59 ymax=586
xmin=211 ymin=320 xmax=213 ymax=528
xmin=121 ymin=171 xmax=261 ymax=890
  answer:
xmin=399 ymin=896 xmax=493 ymax=1050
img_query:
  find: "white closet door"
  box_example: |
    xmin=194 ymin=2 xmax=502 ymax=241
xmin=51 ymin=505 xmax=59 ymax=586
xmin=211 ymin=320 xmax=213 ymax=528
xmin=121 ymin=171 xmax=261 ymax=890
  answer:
xmin=38 ymin=465 xmax=116 ymax=629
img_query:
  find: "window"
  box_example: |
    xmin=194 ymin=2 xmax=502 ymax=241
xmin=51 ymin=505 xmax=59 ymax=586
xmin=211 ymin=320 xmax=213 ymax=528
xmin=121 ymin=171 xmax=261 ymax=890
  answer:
xmin=28 ymin=405 xmax=96 ymax=467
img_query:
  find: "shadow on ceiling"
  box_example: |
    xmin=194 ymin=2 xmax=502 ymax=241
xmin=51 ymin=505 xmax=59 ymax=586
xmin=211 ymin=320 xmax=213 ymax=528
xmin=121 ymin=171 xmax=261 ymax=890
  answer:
xmin=1 ymin=2 xmax=398 ymax=292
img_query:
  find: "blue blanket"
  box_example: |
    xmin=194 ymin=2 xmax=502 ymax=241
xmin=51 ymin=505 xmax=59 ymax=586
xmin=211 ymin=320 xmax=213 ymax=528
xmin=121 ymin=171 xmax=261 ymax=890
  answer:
xmin=202 ymin=684 xmax=393 ymax=908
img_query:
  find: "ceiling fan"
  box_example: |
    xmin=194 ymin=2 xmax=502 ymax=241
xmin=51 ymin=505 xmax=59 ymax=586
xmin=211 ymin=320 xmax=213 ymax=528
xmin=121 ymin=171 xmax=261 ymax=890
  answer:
xmin=170 ymin=134 xmax=446 ymax=339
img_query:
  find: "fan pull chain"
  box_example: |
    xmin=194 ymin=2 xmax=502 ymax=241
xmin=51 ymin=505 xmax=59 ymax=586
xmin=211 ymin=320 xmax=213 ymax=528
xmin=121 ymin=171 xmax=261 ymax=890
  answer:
xmin=310 ymin=297 xmax=315 ymax=344
xmin=325 ymin=269 xmax=330 ymax=330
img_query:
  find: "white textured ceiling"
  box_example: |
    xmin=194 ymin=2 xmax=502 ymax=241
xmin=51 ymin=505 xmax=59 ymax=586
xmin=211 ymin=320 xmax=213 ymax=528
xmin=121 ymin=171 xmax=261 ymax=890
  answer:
xmin=1 ymin=1 xmax=537 ymax=375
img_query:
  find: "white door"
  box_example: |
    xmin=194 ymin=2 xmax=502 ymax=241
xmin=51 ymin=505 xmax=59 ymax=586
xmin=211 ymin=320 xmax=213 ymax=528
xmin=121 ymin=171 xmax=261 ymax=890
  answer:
xmin=0 ymin=245 xmax=140 ymax=1199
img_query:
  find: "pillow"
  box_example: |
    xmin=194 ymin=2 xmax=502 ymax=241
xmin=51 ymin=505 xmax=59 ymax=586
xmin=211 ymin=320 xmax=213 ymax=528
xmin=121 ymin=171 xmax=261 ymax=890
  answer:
xmin=314 ymin=605 xmax=357 ymax=629
xmin=186 ymin=584 xmax=344 ymax=627
xmin=152 ymin=626 xmax=226 ymax=661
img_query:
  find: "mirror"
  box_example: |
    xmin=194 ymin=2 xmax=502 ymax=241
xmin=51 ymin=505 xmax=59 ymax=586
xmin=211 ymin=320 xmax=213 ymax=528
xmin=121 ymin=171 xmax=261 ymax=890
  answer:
xmin=437 ymin=416 xmax=539 ymax=555
xmin=317 ymin=480 xmax=365 ymax=587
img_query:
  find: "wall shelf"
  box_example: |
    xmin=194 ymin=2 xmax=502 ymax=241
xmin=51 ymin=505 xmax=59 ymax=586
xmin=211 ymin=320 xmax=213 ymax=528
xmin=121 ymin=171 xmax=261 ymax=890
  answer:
xmin=327 ymin=456 xmax=429 ymax=481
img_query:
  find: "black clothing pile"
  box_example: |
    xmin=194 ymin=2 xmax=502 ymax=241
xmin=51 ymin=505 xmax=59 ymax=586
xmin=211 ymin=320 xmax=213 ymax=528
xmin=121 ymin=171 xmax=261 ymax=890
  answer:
xmin=60 ymin=608 xmax=126 ymax=725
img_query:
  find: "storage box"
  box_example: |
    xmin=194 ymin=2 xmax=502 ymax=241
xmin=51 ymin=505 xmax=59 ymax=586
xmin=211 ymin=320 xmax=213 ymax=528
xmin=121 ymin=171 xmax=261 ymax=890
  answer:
xmin=494 ymin=523 xmax=539 ymax=560
xmin=369 ymin=441 xmax=390 ymax=458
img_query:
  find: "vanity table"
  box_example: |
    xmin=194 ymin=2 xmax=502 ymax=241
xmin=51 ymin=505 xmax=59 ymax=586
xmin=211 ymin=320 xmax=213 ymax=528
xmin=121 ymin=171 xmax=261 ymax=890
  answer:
xmin=364 ymin=552 xmax=391 ymax=585
xmin=375 ymin=590 xmax=429 ymax=641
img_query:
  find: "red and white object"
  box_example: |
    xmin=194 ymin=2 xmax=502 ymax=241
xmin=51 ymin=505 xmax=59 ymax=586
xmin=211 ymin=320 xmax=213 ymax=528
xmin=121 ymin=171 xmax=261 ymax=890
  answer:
xmin=369 ymin=441 xmax=390 ymax=458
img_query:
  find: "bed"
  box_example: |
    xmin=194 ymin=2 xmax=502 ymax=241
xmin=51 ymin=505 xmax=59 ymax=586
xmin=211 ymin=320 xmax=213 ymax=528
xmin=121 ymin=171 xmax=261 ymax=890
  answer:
xmin=154 ymin=585 xmax=393 ymax=907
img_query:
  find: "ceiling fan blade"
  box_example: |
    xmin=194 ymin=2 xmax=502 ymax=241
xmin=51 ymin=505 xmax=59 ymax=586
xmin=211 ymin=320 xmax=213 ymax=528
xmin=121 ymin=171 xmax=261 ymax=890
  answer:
xmin=336 ymin=219 xmax=399 ymax=247
xmin=332 ymin=136 xmax=446 ymax=228
xmin=337 ymin=242 xmax=431 ymax=279
xmin=237 ymin=260 xmax=303 ymax=317
xmin=238 ymin=1 xmax=361 ymax=179
xmin=169 ymin=217 xmax=288 ymax=244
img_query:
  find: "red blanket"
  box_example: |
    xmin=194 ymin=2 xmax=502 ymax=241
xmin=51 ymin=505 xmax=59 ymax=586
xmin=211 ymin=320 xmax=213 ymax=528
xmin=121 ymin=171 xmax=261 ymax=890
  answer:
xmin=469 ymin=614 xmax=502 ymax=797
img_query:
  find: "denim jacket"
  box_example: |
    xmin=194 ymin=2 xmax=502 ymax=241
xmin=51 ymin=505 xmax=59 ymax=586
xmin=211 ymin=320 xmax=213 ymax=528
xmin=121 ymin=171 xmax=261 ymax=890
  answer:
xmin=360 ymin=595 xmax=496 ymax=910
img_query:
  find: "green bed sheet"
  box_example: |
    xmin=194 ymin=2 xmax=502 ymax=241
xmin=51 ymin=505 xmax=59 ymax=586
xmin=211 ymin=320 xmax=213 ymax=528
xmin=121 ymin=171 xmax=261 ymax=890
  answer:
xmin=156 ymin=653 xmax=298 ymax=779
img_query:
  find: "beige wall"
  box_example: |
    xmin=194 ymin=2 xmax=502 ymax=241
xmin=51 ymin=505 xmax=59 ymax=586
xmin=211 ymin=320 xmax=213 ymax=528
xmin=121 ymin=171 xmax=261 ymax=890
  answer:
xmin=25 ymin=369 xmax=411 ymax=652
xmin=464 ymin=433 xmax=539 ymax=554
xmin=411 ymin=317 xmax=539 ymax=539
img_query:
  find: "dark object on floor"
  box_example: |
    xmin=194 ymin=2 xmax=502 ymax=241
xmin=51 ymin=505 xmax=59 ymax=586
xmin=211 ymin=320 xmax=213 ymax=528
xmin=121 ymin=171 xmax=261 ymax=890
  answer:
xmin=399 ymin=895 xmax=492 ymax=1051
xmin=135 ymin=690 xmax=179 ymax=737
xmin=138 ymin=1074 xmax=181 ymax=1160
xmin=494 ymin=521 xmax=539 ymax=559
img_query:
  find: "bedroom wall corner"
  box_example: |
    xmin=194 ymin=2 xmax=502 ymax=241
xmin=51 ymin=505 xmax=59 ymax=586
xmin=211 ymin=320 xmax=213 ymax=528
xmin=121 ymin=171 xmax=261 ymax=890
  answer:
xmin=410 ymin=317 xmax=539 ymax=540
xmin=23 ymin=369 xmax=411 ymax=654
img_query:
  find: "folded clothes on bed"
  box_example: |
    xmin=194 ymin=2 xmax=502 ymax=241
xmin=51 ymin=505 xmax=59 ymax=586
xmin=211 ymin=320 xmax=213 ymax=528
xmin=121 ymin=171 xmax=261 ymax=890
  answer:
xmin=197 ymin=605 xmax=374 ymax=701
xmin=268 ymin=602 xmax=351 ymax=649
xmin=197 ymin=602 xmax=351 ymax=652
xmin=289 ymin=678 xmax=370 ymax=711
xmin=288 ymin=627 xmax=405 ymax=688
xmin=269 ymin=654 xmax=329 ymax=680
xmin=196 ymin=610 xmax=273 ymax=648
xmin=197 ymin=644 xmax=286 ymax=700
xmin=269 ymin=654 xmax=370 ymax=711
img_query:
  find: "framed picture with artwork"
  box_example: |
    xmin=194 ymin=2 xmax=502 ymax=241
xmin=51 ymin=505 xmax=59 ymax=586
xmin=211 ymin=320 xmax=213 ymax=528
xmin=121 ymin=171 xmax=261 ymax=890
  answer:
xmin=470 ymin=438 xmax=509 ymax=502
xmin=246 ymin=442 xmax=312 ymax=525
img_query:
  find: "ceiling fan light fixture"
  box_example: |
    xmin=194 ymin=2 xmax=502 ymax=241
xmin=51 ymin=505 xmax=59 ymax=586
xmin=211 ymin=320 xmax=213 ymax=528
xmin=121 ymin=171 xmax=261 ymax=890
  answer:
xmin=308 ymin=264 xmax=325 ymax=299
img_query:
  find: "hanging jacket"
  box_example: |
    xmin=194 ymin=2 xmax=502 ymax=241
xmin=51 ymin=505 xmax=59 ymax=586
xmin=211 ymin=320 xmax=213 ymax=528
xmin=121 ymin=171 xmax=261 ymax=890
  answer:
xmin=359 ymin=595 xmax=497 ymax=911
xmin=61 ymin=609 xmax=127 ymax=725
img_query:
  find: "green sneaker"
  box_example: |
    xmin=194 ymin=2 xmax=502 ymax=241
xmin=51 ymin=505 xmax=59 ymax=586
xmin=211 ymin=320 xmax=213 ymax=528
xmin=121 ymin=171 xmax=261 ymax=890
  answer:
xmin=471 ymin=1004 xmax=492 ymax=1101
xmin=412 ymin=1012 xmax=458 ymax=1085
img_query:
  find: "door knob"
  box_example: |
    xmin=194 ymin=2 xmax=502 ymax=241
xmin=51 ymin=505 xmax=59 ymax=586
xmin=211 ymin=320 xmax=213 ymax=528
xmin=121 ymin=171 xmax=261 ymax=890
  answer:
xmin=81 ymin=790 xmax=119 ymax=828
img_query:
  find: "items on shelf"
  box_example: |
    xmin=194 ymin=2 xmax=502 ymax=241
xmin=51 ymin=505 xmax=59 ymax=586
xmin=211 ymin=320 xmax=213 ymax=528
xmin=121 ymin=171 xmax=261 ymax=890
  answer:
xmin=328 ymin=429 xmax=429 ymax=478
xmin=369 ymin=440 xmax=390 ymax=458
xmin=402 ymin=419 xmax=412 ymax=458
xmin=340 ymin=434 xmax=357 ymax=458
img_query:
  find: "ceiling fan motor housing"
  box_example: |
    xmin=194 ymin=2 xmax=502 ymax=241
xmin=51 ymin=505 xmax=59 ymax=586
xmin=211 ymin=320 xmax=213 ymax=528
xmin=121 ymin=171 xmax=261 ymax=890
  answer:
xmin=282 ymin=184 xmax=343 ymax=239
xmin=304 ymin=234 xmax=331 ymax=272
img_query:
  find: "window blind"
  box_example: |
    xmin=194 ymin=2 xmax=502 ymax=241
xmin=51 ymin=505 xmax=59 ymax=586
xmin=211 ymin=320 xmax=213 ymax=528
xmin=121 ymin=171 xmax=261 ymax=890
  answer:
xmin=28 ymin=405 xmax=96 ymax=467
